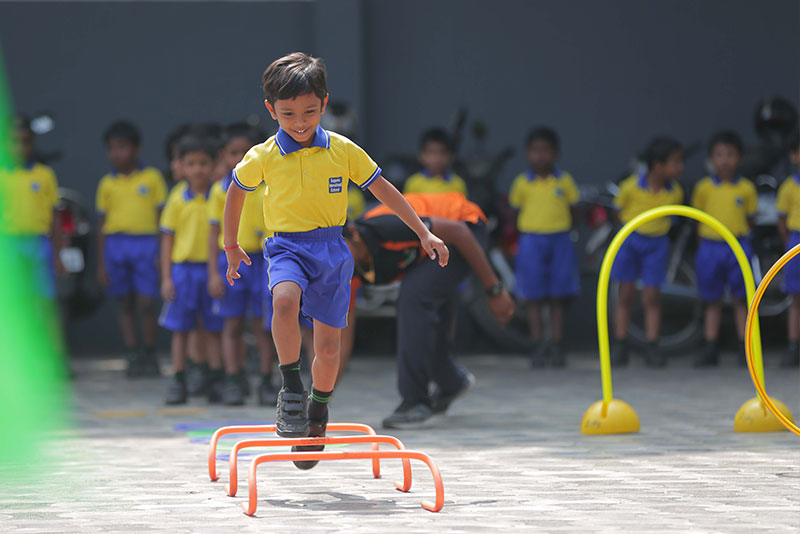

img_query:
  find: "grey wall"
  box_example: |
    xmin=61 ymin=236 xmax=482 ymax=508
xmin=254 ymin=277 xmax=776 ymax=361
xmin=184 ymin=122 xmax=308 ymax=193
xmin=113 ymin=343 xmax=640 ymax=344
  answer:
xmin=1 ymin=0 xmax=798 ymax=354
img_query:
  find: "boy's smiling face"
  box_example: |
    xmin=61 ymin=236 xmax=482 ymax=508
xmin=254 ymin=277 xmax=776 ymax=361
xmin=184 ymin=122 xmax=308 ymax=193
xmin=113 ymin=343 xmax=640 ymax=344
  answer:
xmin=265 ymin=92 xmax=328 ymax=148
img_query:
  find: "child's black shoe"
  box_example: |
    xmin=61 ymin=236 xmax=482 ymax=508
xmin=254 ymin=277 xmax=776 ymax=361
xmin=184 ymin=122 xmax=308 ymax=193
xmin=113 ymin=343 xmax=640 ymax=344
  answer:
xmin=276 ymin=389 xmax=309 ymax=438
xmin=292 ymin=408 xmax=328 ymax=470
xmin=694 ymin=341 xmax=719 ymax=368
xmin=165 ymin=375 xmax=187 ymax=405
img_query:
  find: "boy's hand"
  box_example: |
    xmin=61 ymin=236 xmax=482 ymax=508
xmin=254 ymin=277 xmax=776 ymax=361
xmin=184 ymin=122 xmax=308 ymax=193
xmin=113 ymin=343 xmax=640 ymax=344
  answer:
xmin=225 ymin=246 xmax=252 ymax=286
xmin=488 ymin=289 xmax=515 ymax=325
xmin=420 ymin=230 xmax=450 ymax=267
xmin=97 ymin=265 xmax=109 ymax=287
xmin=161 ymin=278 xmax=176 ymax=301
xmin=208 ymin=273 xmax=226 ymax=299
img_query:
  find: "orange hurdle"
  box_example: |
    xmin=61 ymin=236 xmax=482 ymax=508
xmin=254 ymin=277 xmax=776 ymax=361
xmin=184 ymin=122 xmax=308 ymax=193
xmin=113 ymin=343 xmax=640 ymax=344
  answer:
xmin=225 ymin=434 xmax=413 ymax=496
xmin=243 ymin=449 xmax=445 ymax=516
xmin=208 ymin=423 xmax=380 ymax=481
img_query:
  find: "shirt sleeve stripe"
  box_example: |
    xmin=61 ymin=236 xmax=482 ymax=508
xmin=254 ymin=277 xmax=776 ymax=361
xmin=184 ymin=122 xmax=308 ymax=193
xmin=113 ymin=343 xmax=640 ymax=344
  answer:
xmin=360 ymin=166 xmax=382 ymax=190
xmin=209 ymin=218 xmax=221 ymax=225
xmin=232 ymin=170 xmax=257 ymax=192
xmin=160 ymin=226 xmax=175 ymax=234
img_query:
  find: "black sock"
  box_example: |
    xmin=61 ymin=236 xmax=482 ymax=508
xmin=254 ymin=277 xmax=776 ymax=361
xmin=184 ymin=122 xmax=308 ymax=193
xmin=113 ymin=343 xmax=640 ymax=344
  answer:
xmin=209 ymin=368 xmax=223 ymax=382
xmin=174 ymin=371 xmax=186 ymax=382
xmin=226 ymin=373 xmax=238 ymax=383
xmin=279 ymin=360 xmax=304 ymax=393
xmin=309 ymin=387 xmax=332 ymax=420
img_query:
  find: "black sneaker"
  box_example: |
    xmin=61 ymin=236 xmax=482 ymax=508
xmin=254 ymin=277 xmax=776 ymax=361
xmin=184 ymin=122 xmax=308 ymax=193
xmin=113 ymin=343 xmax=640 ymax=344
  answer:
xmin=382 ymin=401 xmax=434 ymax=429
xmin=222 ymin=378 xmax=244 ymax=406
xmin=276 ymin=389 xmax=309 ymax=438
xmin=125 ymin=349 xmax=142 ymax=379
xmin=431 ymin=370 xmax=475 ymax=414
xmin=257 ymin=377 xmax=279 ymax=406
xmin=186 ymin=362 xmax=208 ymax=396
xmin=165 ymin=375 xmax=187 ymax=405
xmin=530 ymin=342 xmax=549 ymax=368
xmin=238 ymin=373 xmax=251 ymax=398
xmin=694 ymin=341 xmax=719 ymax=368
xmin=292 ymin=409 xmax=328 ymax=470
xmin=550 ymin=342 xmax=567 ymax=368
xmin=207 ymin=373 xmax=224 ymax=404
xmin=610 ymin=341 xmax=629 ymax=367
xmin=645 ymin=341 xmax=666 ymax=368
xmin=139 ymin=349 xmax=161 ymax=378
xmin=780 ymin=341 xmax=800 ymax=368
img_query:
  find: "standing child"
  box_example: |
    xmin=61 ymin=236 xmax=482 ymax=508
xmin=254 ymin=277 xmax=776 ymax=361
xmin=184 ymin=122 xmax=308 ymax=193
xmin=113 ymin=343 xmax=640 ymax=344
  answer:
xmin=96 ymin=121 xmax=167 ymax=377
xmin=224 ymin=52 xmax=448 ymax=469
xmin=509 ymin=127 xmax=579 ymax=367
xmin=159 ymin=137 xmax=224 ymax=404
xmin=776 ymin=131 xmax=800 ymax=368
xmin=403 ymin=128 xmax=467 ymax=196
xmin=611 ymin=137 xmax=684 ymax=367
xmin=691 ymin=131 xmax=756 ymax=367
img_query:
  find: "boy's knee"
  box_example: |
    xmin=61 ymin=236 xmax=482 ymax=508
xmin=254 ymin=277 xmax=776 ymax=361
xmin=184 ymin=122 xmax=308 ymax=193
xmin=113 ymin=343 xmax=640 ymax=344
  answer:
xmin=272 ymin=285 xmax=301 ymax=318
xmin=224 ymin=318 xmax=245 ymax=337
xmin=641 ymin=290 xmax=660 ymax=308
xmin=315 ymin=337 xmax=340 ymax=362
xmin=137 ymin=295 xmax=156 ymax=315
xmin=118 ymin=295 xmax=136 ymax=314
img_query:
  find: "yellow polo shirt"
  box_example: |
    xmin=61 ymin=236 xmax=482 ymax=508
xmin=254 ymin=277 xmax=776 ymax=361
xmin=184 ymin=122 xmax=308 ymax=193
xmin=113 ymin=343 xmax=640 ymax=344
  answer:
xmin=160 ymin=184 xmax=213 ymax=263
xmin=614 ymin=173 xmax=684 ymax=236
xmin=403 ymin=171 xmax=467 ymax=196
xmin=233 ymin=126 xmax=381 ymax=232
xmin=691 ymin=175 xmax=756 ymax=240
xmin=96 ymin=166 xmax=167 ymax=235
xmin=1 ymin=162 xmax=59 ymax=235
xmin=777 ymin=173 xmax=800 ymax=232
xmin=208 ymin=172 xmax=266 ymax=252
xmin=509 ymin=169 xmax=579 ymax=233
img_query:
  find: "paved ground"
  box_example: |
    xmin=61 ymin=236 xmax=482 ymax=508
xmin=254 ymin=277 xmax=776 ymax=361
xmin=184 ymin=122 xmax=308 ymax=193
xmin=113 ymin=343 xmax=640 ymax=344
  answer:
xmin=1 ymin=351 xmax=798 ymax=533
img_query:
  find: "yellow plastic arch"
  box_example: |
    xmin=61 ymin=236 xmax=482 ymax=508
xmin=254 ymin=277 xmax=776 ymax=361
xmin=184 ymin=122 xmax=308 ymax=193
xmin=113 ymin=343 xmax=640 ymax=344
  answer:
xmin=582 ymin=205 xmax=784 ymax=434
xmin=744 ymin=243 xmax=800 ymax=436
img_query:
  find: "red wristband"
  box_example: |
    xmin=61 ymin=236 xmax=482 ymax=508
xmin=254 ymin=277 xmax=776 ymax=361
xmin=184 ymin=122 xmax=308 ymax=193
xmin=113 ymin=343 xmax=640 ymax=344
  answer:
xmin=223 ymin=243 xmax=240 ymax=251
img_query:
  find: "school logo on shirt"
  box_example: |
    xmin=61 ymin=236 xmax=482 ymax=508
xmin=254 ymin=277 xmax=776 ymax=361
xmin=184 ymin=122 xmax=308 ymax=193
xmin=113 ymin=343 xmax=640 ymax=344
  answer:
xmin=30 ymin=181 xmax=41 ymax=192
xmin=735 ymin=197 xmax=743 ymax=206
xmin=138 ymin=185 xmax=149 ymax=196
xmin=329 ymin=176 xmax=343 ymax=194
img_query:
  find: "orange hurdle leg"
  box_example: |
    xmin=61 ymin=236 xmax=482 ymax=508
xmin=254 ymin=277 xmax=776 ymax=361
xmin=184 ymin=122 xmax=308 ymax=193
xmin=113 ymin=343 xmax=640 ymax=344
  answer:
xmin=243 ymin=449 xmax=445 ymax=516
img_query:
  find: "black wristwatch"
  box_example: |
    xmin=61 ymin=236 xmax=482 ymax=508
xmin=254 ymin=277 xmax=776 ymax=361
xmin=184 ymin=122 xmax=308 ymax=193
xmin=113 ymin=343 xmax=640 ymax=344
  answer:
xmin=486 ymin=282 xmax=504 ymax=297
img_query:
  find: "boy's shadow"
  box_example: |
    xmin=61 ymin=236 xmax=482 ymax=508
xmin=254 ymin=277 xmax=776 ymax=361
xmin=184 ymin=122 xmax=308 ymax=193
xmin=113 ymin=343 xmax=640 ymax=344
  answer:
xmin=261 ymin=491 xmax=399 ymax=513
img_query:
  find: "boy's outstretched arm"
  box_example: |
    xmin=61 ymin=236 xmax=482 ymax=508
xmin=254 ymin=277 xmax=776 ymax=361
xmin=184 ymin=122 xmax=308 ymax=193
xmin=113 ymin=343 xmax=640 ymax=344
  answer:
xmin=368 ymin=177 xmax=449 ymax=266
xmin=222 ymin=185 xmax=252 ymax=285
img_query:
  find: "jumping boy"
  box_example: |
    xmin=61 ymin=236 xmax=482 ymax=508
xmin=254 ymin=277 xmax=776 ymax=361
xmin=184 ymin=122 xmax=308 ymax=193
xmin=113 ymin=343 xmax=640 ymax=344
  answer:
xmin=776 ymin=131 xmax=800 ymax=368
xmin=160 ymin=137 xmax=224 ymax=405
xmin=96 ymin=121 xmax=167 ymax=377
xmin=224 ymin=52 xmax=448 ymax=468
xmin=691 ymin=131 xmax=756 ymax=367
xmin=509 ymin=127 xmax=580 ymax=368
xmin=611 ymin=137 xmax=684 ymax=368
xmin=403 ymin=128 xmax=467 ymax=196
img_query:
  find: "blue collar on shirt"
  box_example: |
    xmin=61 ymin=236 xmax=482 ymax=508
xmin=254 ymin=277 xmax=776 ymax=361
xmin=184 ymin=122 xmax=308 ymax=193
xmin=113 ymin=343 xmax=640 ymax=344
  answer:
xmin=111 ymin=163 xmax=145 ymax=177
xmin=24 ymin=160 xmax=36 ymax=170
xmin=422 ymin=169 xmax=453 ymax=182
xmin=526 ymin=168 xmax=562 ymax=181
xmin=637 ymin=172 xmax=674 ymax=192
xmin=711 ymin=174 xmax=741 ymax=185
xmin=220 ymin=170 xmax=233 ymax=192
xmin=183 ymin=185 xmax=212 ymax=201
xmin=793 ymin=172 xmax=800 ymax=185
xmin=275 ymin=125 xmax=330 ymax=156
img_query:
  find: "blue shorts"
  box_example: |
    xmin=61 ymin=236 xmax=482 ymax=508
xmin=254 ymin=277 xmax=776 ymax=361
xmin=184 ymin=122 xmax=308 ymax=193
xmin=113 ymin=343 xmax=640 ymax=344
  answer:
xmin=610 ymin=232 xmax=669 ymax=288
xmin=784 ymin=231 xmax=800 ymax=295
xmin=695 ymin=238 xmax=753 ymax=301
xmin=104 ymin=234 xmax=160 ymax=298
xmin=212 ymin=251 xmax=265 ymax=319
xmin=13 ymin=235 xmax=55 ymax=299
xmin=264 ymin=226 xmax=353 ymax=329
xmin=159 ymin=263 xmax=223 ymax=333
xmin=514 ymin=232 xmax=579 ymax=300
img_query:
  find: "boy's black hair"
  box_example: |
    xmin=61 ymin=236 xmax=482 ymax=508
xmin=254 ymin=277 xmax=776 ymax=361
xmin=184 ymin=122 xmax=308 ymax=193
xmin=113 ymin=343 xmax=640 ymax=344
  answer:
xmin=419 ymin=127 xmax=453 ymax=152
xmin=788 ymin=130 xmax=800 ymax=152
xmin=640 ymin=136 xmax=683 ymax=169
xmin=164 ymin=123 xmax=194 ymax=160
xmin=708 ymin=130 xmax=743 ymax=155
xmin=103 ymin=120 xmax=141 ymax=147
xmin=262 ymin=52 xmax=327 ymax=105
xmin=176 ymin=136 xmax=216 ymax=159
xmin=526 ymin=126 xmax=560 ymax=151
xmin=220 ymin=122 xmax=263 ymax=148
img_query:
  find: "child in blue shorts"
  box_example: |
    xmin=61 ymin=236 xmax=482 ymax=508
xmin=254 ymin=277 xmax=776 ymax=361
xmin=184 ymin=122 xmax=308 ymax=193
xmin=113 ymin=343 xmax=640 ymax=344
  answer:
xmin=96 ymin=121 xmax=167 ymax=377
xmin=611 ymin=137 xmax=684 ymax=368
xmin=224 ymin=52 xmax=448 ymax=469
xmin=509 ymin=127 xmax=579 ymax=368
xmin=160 ymin=137 xmax=224 ymax=405
xmin=691 ymin=131 xmax=756 ymax=367
xmin=776 ymin=132 xmax=800 ymax=367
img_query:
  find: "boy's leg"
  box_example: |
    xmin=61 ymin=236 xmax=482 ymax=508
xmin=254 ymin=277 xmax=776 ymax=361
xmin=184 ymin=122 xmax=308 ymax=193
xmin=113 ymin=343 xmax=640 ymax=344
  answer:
xmin=132 ymin=235 xmax=162 ymax=376
xmin=271 ymin=281 xmax=308 ymax=437
xmin=610 ymin=234 xmax=643 ymax=366
xmin=527 ymin=300 xmax=548 ymax=367
xmin=614 ymin=282 xmax=636 ymax=340
xmin=252 ymin=317 xmax=278 ymax=405
xmin=641 ymin=286 xmax=665 ymax=367
xmin=117 ymin=294 xmax=138 ymax=351
xmin=136 ymin=294 xmax=160 ymax=376
xmin=549 ymin=298 xmax=567 ymax=368
xmin=165 ymin=331 xmax=189 ymax=405
xmin=221 ymin=317 xmax=245 ymax=406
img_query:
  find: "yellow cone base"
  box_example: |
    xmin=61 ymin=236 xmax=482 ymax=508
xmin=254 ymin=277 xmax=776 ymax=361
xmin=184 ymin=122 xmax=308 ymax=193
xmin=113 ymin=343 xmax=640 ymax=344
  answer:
xmin=581 ymin=399 xmax=640 ymax=435
xmin=734 ymin=397 xmax=795 ymax=433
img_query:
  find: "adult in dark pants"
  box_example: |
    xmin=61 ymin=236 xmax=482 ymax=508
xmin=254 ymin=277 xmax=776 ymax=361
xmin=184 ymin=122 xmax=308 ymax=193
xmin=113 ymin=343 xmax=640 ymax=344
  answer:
xmin=343 ymin=193 xmax=515 ymax=428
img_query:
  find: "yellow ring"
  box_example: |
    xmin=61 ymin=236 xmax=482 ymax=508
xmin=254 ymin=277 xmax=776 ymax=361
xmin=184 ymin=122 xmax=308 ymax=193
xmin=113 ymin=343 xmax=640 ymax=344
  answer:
xmin=744 ymin=243 xmax=800 ymax=436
